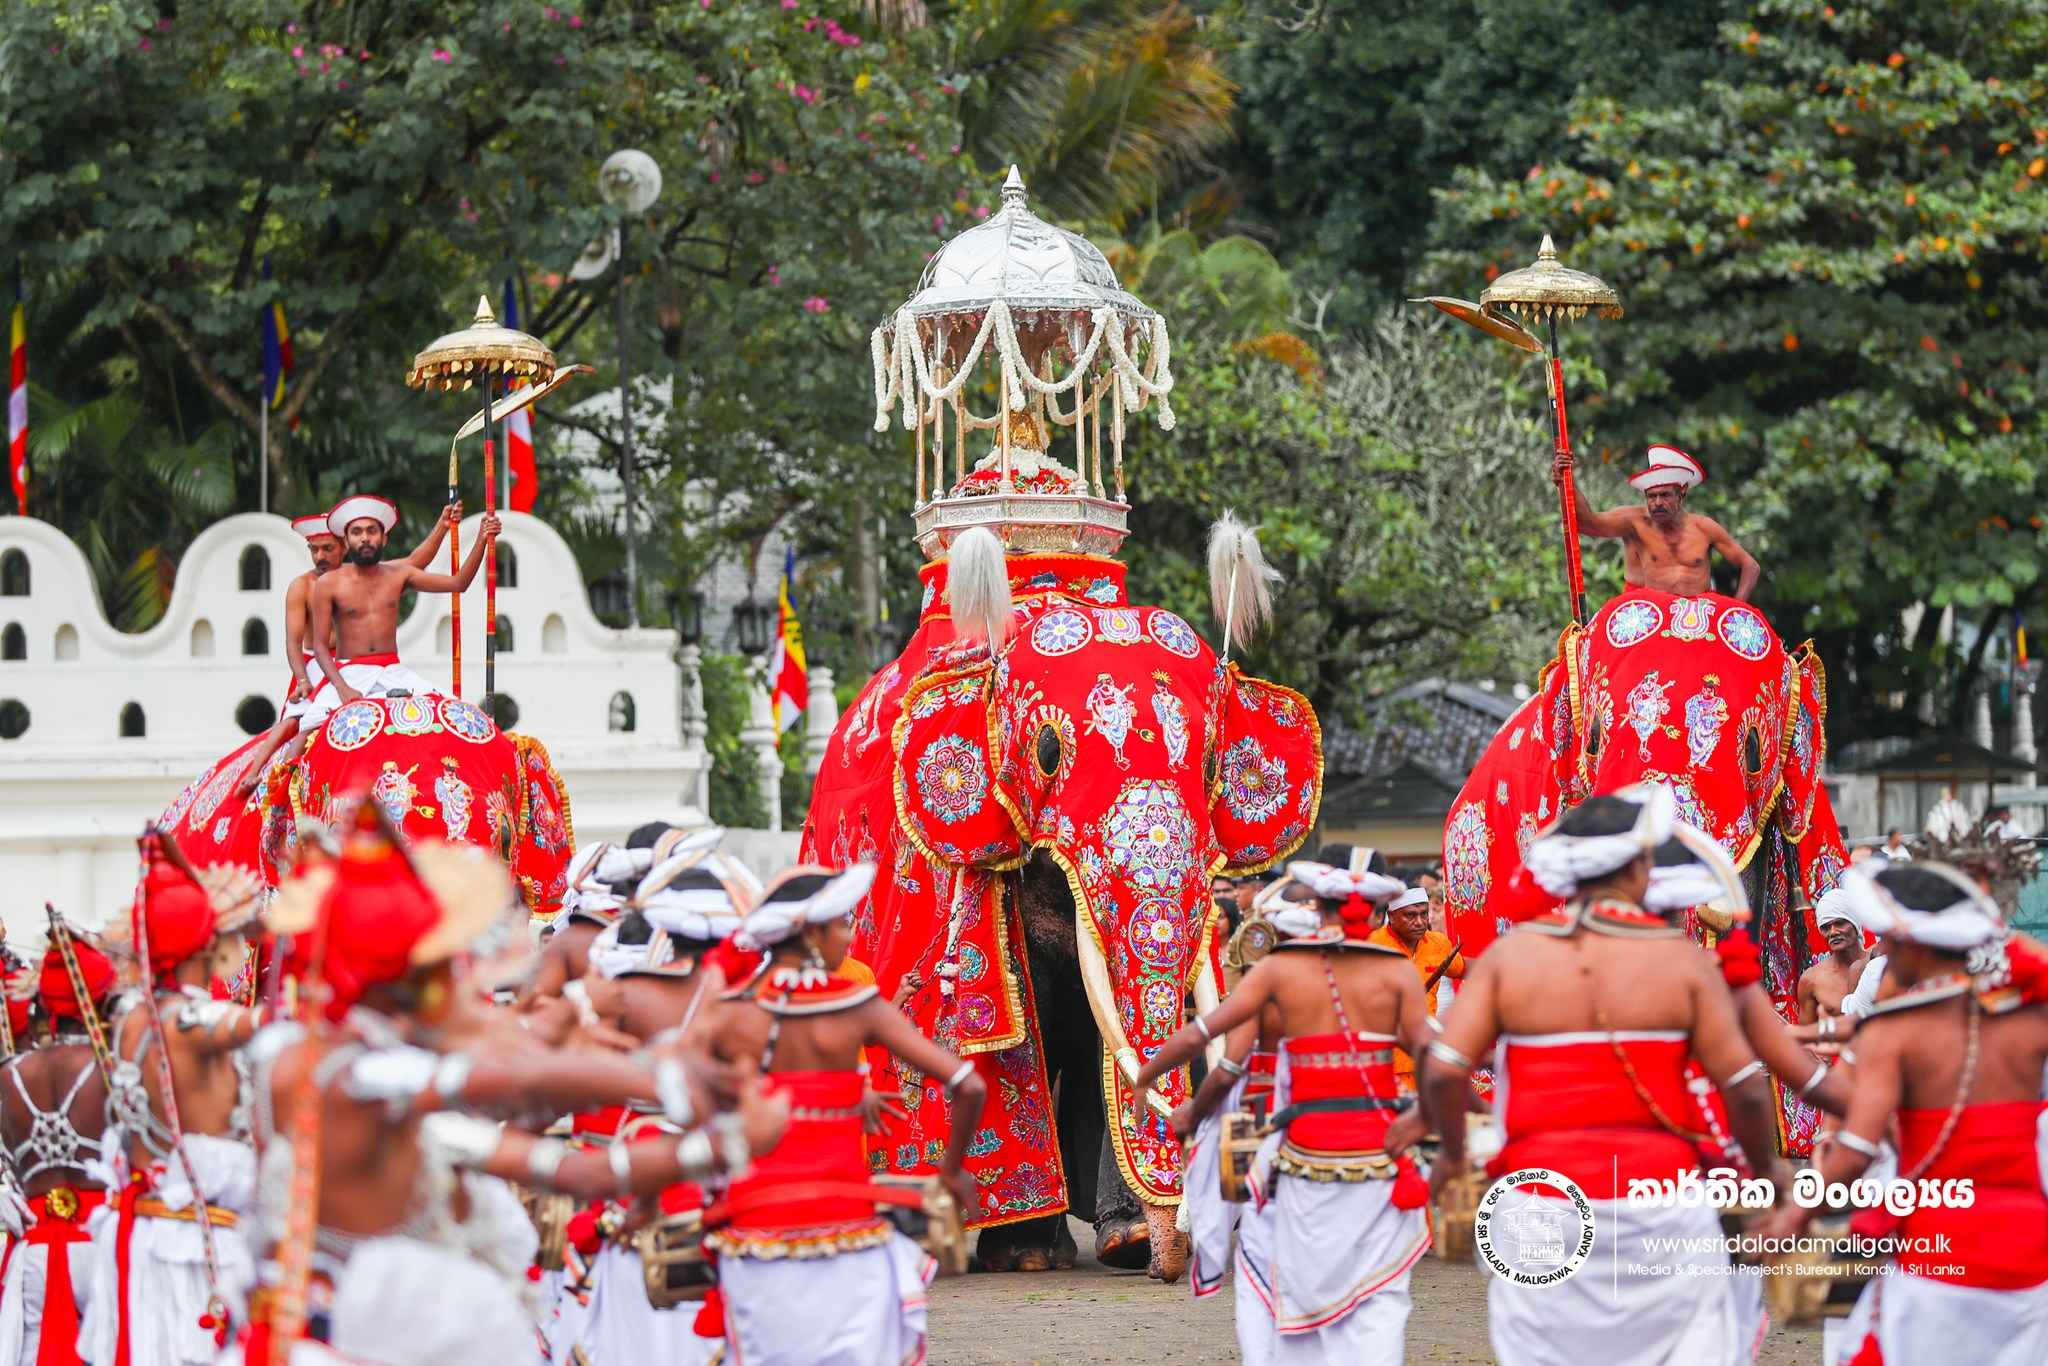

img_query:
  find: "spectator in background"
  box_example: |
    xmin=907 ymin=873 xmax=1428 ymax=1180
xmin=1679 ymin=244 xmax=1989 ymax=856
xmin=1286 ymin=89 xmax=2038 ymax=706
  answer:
xmin=1883 ymin=828 xmax=1914 ymax=861
xmin=1924 ymin=786 xmax=1971 ymax=841
xmin=1418 ymin=866 xmax=1446 ymax=934
xmin=1983 ymin=804 xmax=2020 ymax=841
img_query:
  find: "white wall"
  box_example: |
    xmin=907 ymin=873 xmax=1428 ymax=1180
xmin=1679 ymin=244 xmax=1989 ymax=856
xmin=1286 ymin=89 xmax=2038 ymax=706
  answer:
xmin=0 ymin=511 xmax=712 ymax=933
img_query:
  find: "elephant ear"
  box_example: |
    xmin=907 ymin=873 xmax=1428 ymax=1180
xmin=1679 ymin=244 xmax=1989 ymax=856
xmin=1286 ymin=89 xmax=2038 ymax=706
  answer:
xmin=1777 ymin=641 xmax=1829 ymax=843
xmin=892 ymin=653 xmax=1026 ymax=869
xmin=1208 ymin=665 xmax=1321 ymax=875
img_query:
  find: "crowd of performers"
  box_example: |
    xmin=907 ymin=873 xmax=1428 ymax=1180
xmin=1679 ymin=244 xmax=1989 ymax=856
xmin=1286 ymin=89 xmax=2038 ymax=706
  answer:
xmin=1148 ymin=784 xmax=2048 ymax=1365
xmin=0 ymin=810 xmax=986 ymax=1364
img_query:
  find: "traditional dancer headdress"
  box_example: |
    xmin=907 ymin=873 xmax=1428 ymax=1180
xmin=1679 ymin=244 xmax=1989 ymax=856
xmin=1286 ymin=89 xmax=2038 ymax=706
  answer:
xmin=1839 ymin=861 xmax=2002 ymax=951
xmin=561 ymin=841 xmax=652 ymax=925
xmin=634 ymin=853 xmax=752 ymax=945
xmin=291 ymin=513 xmax=337 ymax=541
xmin=326 ymin=494 xmax=399 ymax=538
xmin=1642 ymin=821 xmax=1750 ymax=921
xmin=736 ymin=864 xmax=877 ymax=951
xmin=1283 ymin=857 xmax=1404 ymax=939
xmin=1523 ymin=784 xmax=1676 ymax=898
xmin=1628 ymin=444 xmax=1704 ymax=493
xmin=1813 ymin=887 xmax=1857 ymax=928
xmin=38 ymin=938 xmax=116 ymax=1022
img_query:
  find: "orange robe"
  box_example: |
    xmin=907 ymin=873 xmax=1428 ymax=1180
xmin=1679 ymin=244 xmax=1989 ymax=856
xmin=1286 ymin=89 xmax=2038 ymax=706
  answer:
xmin=1364 ymin=927 xmax=1465 ymax=1089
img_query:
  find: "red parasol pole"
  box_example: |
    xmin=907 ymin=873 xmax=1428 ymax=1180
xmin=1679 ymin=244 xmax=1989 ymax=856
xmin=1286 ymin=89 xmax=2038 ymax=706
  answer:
xmin=446 ymin=443 xmax=462 ymax=697
xmin=483 ymin=372 xmax=498 ymax=713
xmin=1544 ymin=319 xmax=1588 ymax=627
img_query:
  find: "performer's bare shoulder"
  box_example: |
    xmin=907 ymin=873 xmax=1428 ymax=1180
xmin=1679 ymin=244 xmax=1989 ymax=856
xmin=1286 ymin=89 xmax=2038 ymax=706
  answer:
xmin=1555 ymin=445 xmax=1761 ymax=601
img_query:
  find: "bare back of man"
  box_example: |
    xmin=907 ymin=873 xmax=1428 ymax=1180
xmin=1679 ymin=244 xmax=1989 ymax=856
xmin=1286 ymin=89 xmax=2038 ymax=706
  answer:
xmin=113 ymin=1001 xmax=251 ymax=1150
xmin=1555 ymin=453 xmax=1761 ymax=600
xmin=269 ymin=1041 xmax=431 ymax=1239
xmin=0 ymin=1044 xmax=110 ymax=1199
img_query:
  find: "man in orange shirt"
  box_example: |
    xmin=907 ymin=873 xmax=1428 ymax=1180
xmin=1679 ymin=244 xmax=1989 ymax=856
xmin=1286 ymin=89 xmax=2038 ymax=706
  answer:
xmin=1366 ymin=886 xmax=1465 ymax=1090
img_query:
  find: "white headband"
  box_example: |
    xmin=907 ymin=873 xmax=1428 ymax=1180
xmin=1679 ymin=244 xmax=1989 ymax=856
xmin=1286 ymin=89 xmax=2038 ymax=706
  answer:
xmin=587 ymin=920 xmax=680 ymax=980
xmin=561 ymin=842 xmax=653 ymax=921
xmin=1839 ymin=861 xmax=2002 ymax=951
xmin=1523 ymin=784 xmax=1677 ymax=898
xmin=1287 ymin=860 xmax=1404 ymax=906
xmin=736 ymin=864 xmax=877 ymax=951
xmin=1642 ymin=822 xmax=1749 ymax=920
xmin=634 ymin=850 xmax=751 ymax=942
xmin=1267 ymin=902 xmax=1323 ymax=939
xmin=1387 ymin=888 xmax=1429 ymax=912
xmin=1813 ymin=888 xmax=1856 ymax=928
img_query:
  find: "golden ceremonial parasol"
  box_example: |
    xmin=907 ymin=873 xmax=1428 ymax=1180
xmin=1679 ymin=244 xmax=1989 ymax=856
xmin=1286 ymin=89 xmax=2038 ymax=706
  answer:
xmin=1415 ymin=234 xmax=1621 ymax=625
xmin=408 ymin=297 xmax=560 ymax=709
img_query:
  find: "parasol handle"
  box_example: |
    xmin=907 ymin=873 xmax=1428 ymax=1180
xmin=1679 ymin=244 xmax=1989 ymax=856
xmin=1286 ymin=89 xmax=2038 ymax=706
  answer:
xmin=1544 ymin=321 xmax=1588 ymax=627
xmin=447 ymin=438 xmax=462 ymax=698
xmin=483 ymin=375 xmax=498 ymax=715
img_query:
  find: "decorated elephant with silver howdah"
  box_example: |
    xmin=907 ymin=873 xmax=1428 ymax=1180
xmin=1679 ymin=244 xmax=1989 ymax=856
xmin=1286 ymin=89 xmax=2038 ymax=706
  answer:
xmin=255 ymin=693 xmax=575 ymax=916
xmin=802 ymin=530 xmax=1321 ymax=1278
xmin=1442 ymin=587 xmax=1847 ymax=1153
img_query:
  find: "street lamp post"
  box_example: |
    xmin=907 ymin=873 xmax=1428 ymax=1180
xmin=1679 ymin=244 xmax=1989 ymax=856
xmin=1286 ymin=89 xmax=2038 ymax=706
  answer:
xmin=598 ymin=149 xmax=662 ymax=629
xmin=732 ymin=595 xmax=784 ymax=830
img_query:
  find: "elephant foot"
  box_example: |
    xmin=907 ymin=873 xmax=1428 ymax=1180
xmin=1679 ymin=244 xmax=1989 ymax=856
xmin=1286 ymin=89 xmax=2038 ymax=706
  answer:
xmin=1093 ymin=1217 xmax=1151 ymax=1271
xmin=973 ymin=1214 xmax=1071 ymax=1273
xmin=1144 ymin=1203 xmax=1188 ymax=1284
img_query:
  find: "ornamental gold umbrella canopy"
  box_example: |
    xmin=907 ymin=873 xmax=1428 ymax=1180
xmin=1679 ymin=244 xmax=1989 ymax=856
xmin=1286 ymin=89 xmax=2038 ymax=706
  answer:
xmin=1480 ymin=234 xmax=1623 ymax=323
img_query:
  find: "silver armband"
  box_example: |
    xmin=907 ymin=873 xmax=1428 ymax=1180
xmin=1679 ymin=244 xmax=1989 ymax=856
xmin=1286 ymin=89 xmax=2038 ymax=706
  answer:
xmin=942 ymin=1060 xmax=975 ymax=1100
xmin=432 ymin=1053 xmax=476 ymax=1104
xmin=175 ymin=999 xmax=236 ymax=1033
xmin=1192 ymin=1015 xmax=1212 ymax=1044
xmin=1425 ymin=1039 xmax=1474 ymax=1072
xmin=1835 ymin=1130 xmax=1882 ymax=1159
xmin=655 ymin=1057 xmax=694 ymax=1130
xmin=1216 ymin=1056 xmax=1247 ymax=1080
xmin=1797 ymin=1061 xmax=1829 ymax=1096
xmin=712 ymin=1112 xmax=750 ymax=1177
xmin=1722 ymin=1059 xmax=1765 ymax=1088
xmin=607 ymin=1139 xmax=635 ymax=1194
xmin=526 ymin=1137 xmax=569 ymax=1184
xmin=1423 ymin=1014 xmax=1445 ymax=1035
xmin=675 ymin=1129 xmax=717 ymax=1182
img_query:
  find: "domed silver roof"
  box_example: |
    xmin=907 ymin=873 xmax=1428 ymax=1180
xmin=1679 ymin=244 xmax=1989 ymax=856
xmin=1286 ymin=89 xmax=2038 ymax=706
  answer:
xmin=901 ymin=167 xmax=1156 ymax=321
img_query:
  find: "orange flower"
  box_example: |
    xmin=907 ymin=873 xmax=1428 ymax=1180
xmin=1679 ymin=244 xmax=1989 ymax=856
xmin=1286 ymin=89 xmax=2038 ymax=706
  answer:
xmin=2031 ymin=158 xmax=2046 ymax=178
xmin=2002 ymin=417 xmax=2016 ymax=434
xmin=1904 ymin=189 xmax=1917 ymax=205
xmin=1921 ymin=335 xmax=1939 ymax=351
xmin=1887 ymin=52 xmax=1905 ymax=68
xmin=1783 ymin=333 xmax=1799 ymax=352
xmin=1737 ymin=213 xmax=1751 ymax=228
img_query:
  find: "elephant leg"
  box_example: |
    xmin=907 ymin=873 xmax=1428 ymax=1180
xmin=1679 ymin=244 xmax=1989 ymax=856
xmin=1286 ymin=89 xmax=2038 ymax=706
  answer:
xmin=973 ymin=1214 xmax=1074 ymax=1273
xmin=1091 ymin=1125 xmax=1189 ymax=1280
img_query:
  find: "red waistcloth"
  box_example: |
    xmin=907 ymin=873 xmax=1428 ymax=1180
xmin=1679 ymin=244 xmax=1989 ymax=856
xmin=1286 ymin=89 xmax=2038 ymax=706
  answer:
xmin=723 ymin=1070 xmax=874 ymax=1231
xmin=336 ymin=651 xmax=400 ymax=668
xmin=25 ymin=1188 xmax=108 ymax=1366
xmin=571 ymin=1106 xmax=627 ymax=1138
xmin=1282 ymin=1032 xmax=1401 ymax=1151
xmin=1895 ymin=1102 xmax=2048 ymax=1288
xmin=1492 ymin=1034 xmax=1701 ymax=1197
xmin=1243 ymin=1050 xmax=1278 ymax=1098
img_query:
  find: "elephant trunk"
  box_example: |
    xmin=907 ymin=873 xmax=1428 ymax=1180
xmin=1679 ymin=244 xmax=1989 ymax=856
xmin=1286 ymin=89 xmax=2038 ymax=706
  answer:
xmin=1190 ymin=954 xmax=1225 ymax=1070
xmin=1073 ymin=899 xmax=1174 ymax=1122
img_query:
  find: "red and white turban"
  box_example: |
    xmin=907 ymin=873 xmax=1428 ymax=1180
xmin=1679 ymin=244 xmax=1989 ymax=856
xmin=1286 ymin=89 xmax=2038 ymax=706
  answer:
xmin=1522 ymin=783 xmax=1676 ymax=898
xmin=292 ymin=513 xmax=336 ymax=541
xmin=1628 ymin=444 xmax=1704 ymax=493
xmin=1286 ymin=856 xmax=1405 ymax=938
xmin=737 ymin=864 xmax=877 ymax=951
xmin=327 ymin=494 xmax=399 ymax=538
xmin=1839 ymin=860 xmax=2003 ymax=951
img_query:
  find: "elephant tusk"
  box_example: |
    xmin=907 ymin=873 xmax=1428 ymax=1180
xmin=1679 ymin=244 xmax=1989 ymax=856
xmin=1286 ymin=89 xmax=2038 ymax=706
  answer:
xmin=1191 ymin=956 xmax=1225 ymax=1071
xmin=1077 ymin=903 xmax=1175 ymax=1121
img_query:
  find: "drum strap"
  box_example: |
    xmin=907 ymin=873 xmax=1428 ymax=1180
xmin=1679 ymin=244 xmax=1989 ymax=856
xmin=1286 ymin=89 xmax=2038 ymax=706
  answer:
xmin=705 ymin=1180 xmax=928 ymax=1226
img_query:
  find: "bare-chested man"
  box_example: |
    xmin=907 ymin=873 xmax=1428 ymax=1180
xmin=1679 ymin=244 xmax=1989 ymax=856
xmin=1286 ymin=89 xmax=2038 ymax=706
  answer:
xmin=1555 ymin=443 xmax=1762 ymax=600
xmin=1138 ymin=857 xmax=1431 ymax=1364
xmin=304 ymin=492 xmax=495 ymax=727
xmin=237 ymin=507 xmax=451 ymax=793
xmin=80 ymin=837 xmax=268 ymax=1364
xmin=1422 ymin=786 xmax=1785 ymax=1365
xmin=1797 ymin=888 xmax=1870 ymax=1024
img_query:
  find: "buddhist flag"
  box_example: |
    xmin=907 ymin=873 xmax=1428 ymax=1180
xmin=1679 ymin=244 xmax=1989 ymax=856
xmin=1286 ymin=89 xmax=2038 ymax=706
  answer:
xmin=260 ymin=257 xmax=294 ymax=410
xmin=8 ymin=268 xmax=25 ymax=514
xmin=768 ymin=546 xmax=808 ymax=734
xmin=502 ymin=277 xmax=537 ymax=513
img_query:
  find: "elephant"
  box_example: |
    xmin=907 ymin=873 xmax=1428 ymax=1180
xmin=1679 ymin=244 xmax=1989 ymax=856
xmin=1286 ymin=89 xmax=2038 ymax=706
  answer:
xmin=1442 ymin=586 xmax=1848 ymax=1153
xmin=801 ymin=538 xmax=1322 ymax=1278
xmin=250 ymin=693 xmax=576 ymax=916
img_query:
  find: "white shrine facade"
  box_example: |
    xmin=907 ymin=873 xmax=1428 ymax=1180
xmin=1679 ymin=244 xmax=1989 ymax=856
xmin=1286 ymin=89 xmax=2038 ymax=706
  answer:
xmin=0 ymin=510 xmax=718 ymax=932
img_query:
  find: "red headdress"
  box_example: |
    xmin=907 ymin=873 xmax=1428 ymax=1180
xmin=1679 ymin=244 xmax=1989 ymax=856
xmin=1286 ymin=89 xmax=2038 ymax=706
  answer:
xmin=39 ymin=940 xmax=115 ymax=1022
xmin=139 ymin=844 xmax=216 ymax=981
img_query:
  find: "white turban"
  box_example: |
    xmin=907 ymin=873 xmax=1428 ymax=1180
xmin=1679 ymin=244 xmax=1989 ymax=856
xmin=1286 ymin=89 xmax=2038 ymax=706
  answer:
xmin=1642 ymin=821 xmax=1750 ymax=919
xmin=586 ymin=918 xmax=681 ymax=980
xmin=1287 ymin=859 xmax=1404 ymax=907
xmin=634 ymin=849 xmax=752 ymax=943
xmin=1387 ymin=887 xmax=1429 ymax=913
xmin=1813 ymin=887 xmax=1856 ymax=928
xmin=561 ymin=841 xmax=653 ymax=922
xmin=1266 ymin=902 xmax=1323 ymax=940
xmin=1839 ymin=860 xmax=2002 ymax=951
xmin=1627 ymin=444 xmax=1703 ymax=492
xmin=736 ymin=864 xmax=878 ymax=952
xmin=1523 ymin=784 xmax=1677 ymax=898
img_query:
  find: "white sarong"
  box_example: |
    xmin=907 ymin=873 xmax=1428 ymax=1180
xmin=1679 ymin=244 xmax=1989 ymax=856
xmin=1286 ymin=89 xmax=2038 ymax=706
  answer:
xmin=1488 ymin=1197 xmax=1738 ymax=1366
xmin=300 ymin=658 xmax=441 ymax=730
xmin=80 ymin=1136 xmax=258 ymax=1366
xmin=718 ymin=1232 xmax=935 ymax=1366
xmin=1827 ymin=1270 xmax=2048 ymax=1366
xmin=1185 ymin=1072 xmax=1249 ymax=1299
xmin=575 ymin=1240 xmax=718 ymax=1365
xmin=323 ymin=1236 xmax=537 ymax=1365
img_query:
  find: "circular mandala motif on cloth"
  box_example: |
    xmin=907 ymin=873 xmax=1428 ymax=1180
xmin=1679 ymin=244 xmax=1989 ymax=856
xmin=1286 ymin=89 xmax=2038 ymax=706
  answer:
xmin=1146 ymin=610 xmax=1201 ymax=659
xmin=1125 ymin=898 xmax=1186 ymax=971
xmin=1717 ymin=606 xmax=1773 ymax=661
xmin=915 ymin=735 xmax=989 ymax=825
xmin=438 ymin=699 xmax=496 ymax=743
xmin=956 ymin=992 xmax=997 ymax=1036
xmin=326 ymin=700 xmax=386 ymax=752
xmin=386 ymin=694 xmax=440 ymax=737
xmin=956 ymin=943 xmax=988 ymax=984
xmin=1102 ymin=781 xmax=1197 ymax=892
xmin=1220 ymin=737 xmax=1288 ymax=824
xmin=1095 ymin=608 xmax=1144 ymax=646
xmin=1030 ymin=609 xmax=1093 ymax=658
xmin=1604 ymin=599 xmax=1663 ymax=648
xmin=1444 ymin=800 xmax=1493 ymax=909
xmin=1140 ymin=976 xmax=1182 ymax=1027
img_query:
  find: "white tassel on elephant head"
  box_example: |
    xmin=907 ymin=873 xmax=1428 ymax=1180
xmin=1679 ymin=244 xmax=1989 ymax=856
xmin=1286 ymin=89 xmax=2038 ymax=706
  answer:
xmin=947 ymin=526 xmax=1014 ymax=648
xmin=1207 ymin=511 xmax=1282 ymax=663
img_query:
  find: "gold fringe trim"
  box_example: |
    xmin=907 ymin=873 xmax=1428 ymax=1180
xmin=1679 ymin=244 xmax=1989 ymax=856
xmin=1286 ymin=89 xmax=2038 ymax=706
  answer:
xmin=708 ymin=1218 xmax=895 ymax=1260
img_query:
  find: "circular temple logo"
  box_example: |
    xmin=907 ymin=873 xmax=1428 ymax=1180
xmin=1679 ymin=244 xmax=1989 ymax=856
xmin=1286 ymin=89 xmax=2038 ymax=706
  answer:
xmin=1473 ymin=1167 xmax=1597 ymax=1287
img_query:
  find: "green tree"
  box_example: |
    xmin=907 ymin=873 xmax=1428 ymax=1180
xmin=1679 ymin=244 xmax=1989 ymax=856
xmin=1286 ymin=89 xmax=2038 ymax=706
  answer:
xmin=1421 ymin=0 xmax=2048 ymax=738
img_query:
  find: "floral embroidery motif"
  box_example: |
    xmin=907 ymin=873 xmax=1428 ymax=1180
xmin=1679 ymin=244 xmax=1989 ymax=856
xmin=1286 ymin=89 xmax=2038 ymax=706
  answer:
xmin=1030 ymin=609 xmax=1093 ymax=657
xmin=386 ymin=694 xmax=440 ymax=737
xmin=485 ymin=789 xmax=516 ymax=852
xmin=326 ymin=700 xmax=386 ymax=752
xmin=1717 ymin=606 xmax=1773 ymax=661
xmin=1624 ymin=671 xmax=1676 ymax=761
xmin=1146 ymin=610 xmax=1201 ymax=659
xmin=163 ymin=781 xmax=199 ymax=831
xmin=1684 ymin=678 xmax=1728 ymax=771
xmin=1516 ymin=812 xmax=1540 ymax=861
xmin=957 ymin=942 xmax=987 ymax=984
xmin=1150 ymin=679 xmax=1189 ymax=769
xmin=1101 ymin=780 xmax=1197 ymax=893
xmin=1605 ymin=599 xmax=1663 ymax=648
xmin=1095 ymin=607 xmax=1144 ymax=646
xmin=212 ymin=816 xmax=231 ymax=845
xmin=1267 ymin=693 xmax=1302 ymax=728
xmin=1140 ymin=975 xmax=1182 ymax=1027
xmin=1083 ymin=576 xmax=1120 ymax=604
xmin=1444 ymin=800 xmax=1492 ymax=908
xmin=1220 ymin=736 xmax=1288 ymax=824
xmin=1084 ymin=674 xmax=1140 ymax=767
xmin=1297 ymin=776 xmax=1317 ymax=816
xmin=957 ymin=992 xmax=996 ymax=1036
xmin=920 ymin=581 xmax=936 ymax=614
xmin=1495 ymin=779 xmax=1509 ymax=804
xmin=1791 ymin=704 xmax=1815 ymax=774
xmin=1125 ymin=898 xmax=1185 ymax=971
xmin=915 ymin=735 xmax=990 ymax=825
xmin=438 ymin=699 xmax=496 ymax=743
xmin=371 ymin=761 xmax=422 ymax=828
xmin=1549 ymin=686 xmax=1573 ymax=760
xmin=1508 ymin=727 xmax=1524 ymax=751
xmin=435 ymin=760 xmax=473 ymax=841
xmin=530 ymin=790 xmax=568 ymax=852
xmin=1666 ymin=597 xmax=1717 ymax=642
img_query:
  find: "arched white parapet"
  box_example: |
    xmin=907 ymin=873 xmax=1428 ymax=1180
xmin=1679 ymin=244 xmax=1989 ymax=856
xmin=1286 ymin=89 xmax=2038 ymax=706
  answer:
xmin=0 ymin=511 xmax=710 ymax=936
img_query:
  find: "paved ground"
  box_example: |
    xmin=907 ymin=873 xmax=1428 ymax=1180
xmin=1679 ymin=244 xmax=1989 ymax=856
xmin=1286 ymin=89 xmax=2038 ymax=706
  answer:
xmin=927 ymin=1219 xmax=1827 ymax=1363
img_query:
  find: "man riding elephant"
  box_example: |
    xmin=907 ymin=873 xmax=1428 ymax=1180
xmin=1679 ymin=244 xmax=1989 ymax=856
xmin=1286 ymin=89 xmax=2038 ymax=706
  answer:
xmin=1557 ymin=443 xmax=1762 ymax=601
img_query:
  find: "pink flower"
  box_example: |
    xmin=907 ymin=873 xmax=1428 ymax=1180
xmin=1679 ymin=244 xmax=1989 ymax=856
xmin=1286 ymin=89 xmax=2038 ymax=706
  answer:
xmin=767 ymin=265 xmax=782 ymax=286
xmin=794 ymin=84 xmax=816 ymax=104
xmin=570 ymin=15 xmax=583 ymax=27
xmin=932 ymin=214 xmax=945 ymax=231
xmin=975 ymin=205 xmax=989 ymax=220
xmin=709 ymin=171 xmax=721 ymax=184
xmin=802 ymin=296 xmax=830 ymax=314
xmin=545 ymin=6 xmax=560 ymax=18
xmin=138 ymin=37 xmax=152 ymax=50
xmin=286 ymin=22 xmax=298 ymax=34
xmin=503 ymin=20 xmax=512 ymax=32
xmin=782 ymin=0 xmax=798 ymax=7
xmin=433 ymin=49 xmax=453 ymax=62
xmin=747 ymin=171 xmax=765 ymax=185
xmin=320 ymin=61 xmax=330 ymax=73
xmin=802 ymin=18 xmax=817 ymax=31
xmin=360 ymin=50 xmax=371 ymax=60
xmin=338 ymin=78 xmax=350 ymax=90
xmin=157 ymin=17 xmax=172 ymax=30
xmin=291 ymin=44 xmax=303 ymax=57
